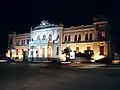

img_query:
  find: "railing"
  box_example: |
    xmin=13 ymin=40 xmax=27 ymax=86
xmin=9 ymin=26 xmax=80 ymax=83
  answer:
xmin=63 ymin=40 xmax=109 ymax=44
xmin=15 ymin=44 xmax=28 ymax=46
xmin=29 ymin=40 xmax=49 ymax=44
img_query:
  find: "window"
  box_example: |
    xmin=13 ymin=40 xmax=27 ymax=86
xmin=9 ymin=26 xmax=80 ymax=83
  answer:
xmin=56 ymin=34 xmax=59 ymax=41
xmin=76 ymin=47 xmax=79 ymax=53
xmin=31 ymin=51 xmax=33 ymax=56
xmin=99 ymin=46 xmax=104 ymax=55
xmin=68 ymin=35 xmax=70 ymax=41
xmin=48 ymin=34 xmax=52 ymax=40
xmin=78 ymin=34 xmax=81 ymax=41
xmin=85 ymin=33 xmax=88 ymax=41
xmin=23 ymin=40 xmax=25 ymax=45
xmin=37 ymin=36 xmax=40 ymax=40
xmin=21 ymin=40 xmax=25 ymax=45
xmin=56 ymin=47 xmax=59 ymax=55
xmin=27 ymin=40 xmax=29 ymax=44
xmin=16 ymin=49 xmax=18 ymax=55
xmin=31 ymin=46 xmax=34 ymax=49
xmin=22 ymin=49 xmax=24 ymax=54
xmin=74 ymin=35 xmax=77 ymax=42
xmin=21 ymin=40 xmax=23 ymax=45
xmin=16 ymin=40 xmax=19 ymax=45
xmin=101 ymin=32 xmax=105 ymax=37
xmin=87 ymin=47 xmax=91 ymax=50
xmin=28 ymin=49 xmax=29 ymax=54
xmin=20 ymin=40 xmax=22 ymax=45
xmin=98 ymin=31 xmax=105 ymax=40
xmin=42 ymin=35 xmax=46 ymax=40
xmin=89 ymin=33 xmax=93 ymax=40
xmin=31 ymin=38 xmax=33 ymax=41
xmin=64 ymin=35 xmax=67 ymax=41
xmin=22 ymin=49 xmax=24 ymax=52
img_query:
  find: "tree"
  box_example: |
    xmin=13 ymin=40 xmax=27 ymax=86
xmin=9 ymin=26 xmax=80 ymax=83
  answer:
xmin=62 ymin=47 xmax=72 ymax=61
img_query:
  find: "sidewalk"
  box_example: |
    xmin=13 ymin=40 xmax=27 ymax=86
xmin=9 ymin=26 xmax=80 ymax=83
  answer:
xmin=2 ymin=60 xmax=120 ymax=69
xmin=62 ymin=62 xmax=107 ymax=69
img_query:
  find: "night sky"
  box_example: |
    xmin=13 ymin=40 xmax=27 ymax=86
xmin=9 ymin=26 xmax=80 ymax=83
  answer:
xmin=0 ymin=0 xmax=120 ymax=56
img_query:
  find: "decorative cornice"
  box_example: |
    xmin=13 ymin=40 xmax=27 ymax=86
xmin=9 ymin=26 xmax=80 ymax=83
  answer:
xmin=33 ymin=20 xmax=60 ymax=30
xmin=64 ymin=25 xmax=94 ymax=31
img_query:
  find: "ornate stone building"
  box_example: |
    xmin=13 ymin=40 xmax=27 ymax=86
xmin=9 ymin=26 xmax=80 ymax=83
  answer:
xmin=6 ymin=32 xmax=30 ymax=60
xmin=28 ymin=21 xmax=63 ymax=61
xmin=61 ymin=21 xmax=109 ymax=60
xmin=6 ymin=20 xmax=110 ymax=61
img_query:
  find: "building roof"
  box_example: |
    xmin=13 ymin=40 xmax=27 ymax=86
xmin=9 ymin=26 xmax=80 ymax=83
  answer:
xmin=64 ymin=25 xmax=94 ymax=31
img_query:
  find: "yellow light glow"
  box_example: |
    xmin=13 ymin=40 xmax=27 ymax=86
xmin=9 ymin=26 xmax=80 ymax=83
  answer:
xmin=60 ymin=54 xmax=66 ymax=61
xmin=92 ymin=54 xmax=105 ymax=60
xmin=112 ymin=60 xmax=120 ymax=64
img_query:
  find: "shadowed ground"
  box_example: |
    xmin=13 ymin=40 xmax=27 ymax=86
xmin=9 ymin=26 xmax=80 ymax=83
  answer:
xmin=0 ymin=63 xmax=120 ymax=90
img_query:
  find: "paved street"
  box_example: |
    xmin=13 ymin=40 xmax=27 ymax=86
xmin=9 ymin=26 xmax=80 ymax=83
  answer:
xmin=0 ymin=63 xmax=120 ymax=90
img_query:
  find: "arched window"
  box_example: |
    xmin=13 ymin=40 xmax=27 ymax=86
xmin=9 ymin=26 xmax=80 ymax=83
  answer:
xmin=74 ymin=34 xmax=77 ymax=42
xmin=48 ymin=34 xmax=52 ymax=40
xmin=16 ymin=49 xmax=18 ymax=55
xmin=56 ymin=34 xmax=59 ymax=41
xmin=27 ymin=39 xmax=29 ymax=44
xmin=89 ymin=33 xmax=93 ymax=40
xmin=78 ymin=34 xmax=81 ymax=41
xmin=68 ymin=35 xmax=71 ymax=41
xmin=42 ymin=35 xmax=46 ymax=40
xmin=64 ymin=35 xmax=67 ymax=41
xmin=85 ymin=33 xmax=88 ymax=41
xmin=31 ymin=38 xmax=33 ymax=41
xmin=37 ymin=36 xmax=40 ymax=40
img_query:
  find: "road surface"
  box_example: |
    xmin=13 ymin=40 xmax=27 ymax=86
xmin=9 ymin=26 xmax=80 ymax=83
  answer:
xmin=0 ymin=63 xmax=120 ymax=90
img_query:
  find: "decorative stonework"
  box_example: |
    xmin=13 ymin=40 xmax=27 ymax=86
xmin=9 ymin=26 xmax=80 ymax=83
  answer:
xmin=7 ymin=21 xmax=109 ymax=61
xmin=34 ymin=20 xmax=58 ymax=30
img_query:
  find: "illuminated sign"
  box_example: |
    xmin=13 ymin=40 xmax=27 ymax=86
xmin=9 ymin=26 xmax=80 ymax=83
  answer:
xmin=70 ymin=51 xmax=75 ymax=59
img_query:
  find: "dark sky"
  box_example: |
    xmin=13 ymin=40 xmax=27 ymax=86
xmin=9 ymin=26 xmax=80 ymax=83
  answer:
xmin=0 ymin=0 xmax=120 ymax=55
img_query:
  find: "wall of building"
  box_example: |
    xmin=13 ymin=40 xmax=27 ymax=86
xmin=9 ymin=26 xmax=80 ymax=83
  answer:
xmin=7 ymin=46 xmax=29 ymax=60
xmin=29 ymin=21 xmax=63 ymax=59
xmin=6 ymin=21 xmax=109 ymax=61
xmin=7 ymin=33 xmax=30 ymax=60
xmin=60 ymin=41 xmax=108 ymax=60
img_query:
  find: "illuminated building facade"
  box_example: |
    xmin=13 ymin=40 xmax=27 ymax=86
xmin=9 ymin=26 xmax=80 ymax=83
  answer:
xmin=61 ymin=21 xmax=110 ymax=60
xmin=6 ymin=20 xmax=110 ymax=61
xmin=7 ymin=32 xmax=30 ymax=60
xmin=28 ymin=21 xmax=63 ymax=61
